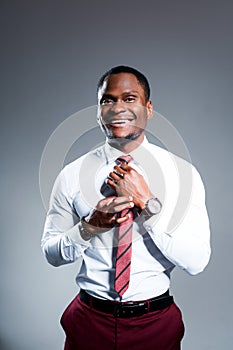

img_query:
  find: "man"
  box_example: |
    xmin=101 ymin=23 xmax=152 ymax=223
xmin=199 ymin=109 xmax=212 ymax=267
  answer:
xmin=41 ymin=66 xmax=211 ymax=349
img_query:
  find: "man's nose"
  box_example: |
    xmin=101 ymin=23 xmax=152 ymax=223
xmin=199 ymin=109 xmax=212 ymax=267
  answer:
xmin=110 ymin=101 xmax=126 ymax=114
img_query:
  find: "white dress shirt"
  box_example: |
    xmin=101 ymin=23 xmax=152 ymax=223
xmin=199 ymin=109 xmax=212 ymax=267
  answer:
xmin=41 ymin=138 xmax=211 ymax=301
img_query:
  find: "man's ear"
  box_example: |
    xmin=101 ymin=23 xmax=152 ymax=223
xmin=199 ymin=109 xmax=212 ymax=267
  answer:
xmin=146 ymin=100 xmax=154 ymax=120
xmin=96 ymin=106 xmax=102 ymax=124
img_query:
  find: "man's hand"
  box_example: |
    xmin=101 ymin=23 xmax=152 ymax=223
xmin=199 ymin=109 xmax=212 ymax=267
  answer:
xmin=107 ymin=163 xmax=154 ymax=210
xmin=84 ymin=195 xmax=134 ymax=235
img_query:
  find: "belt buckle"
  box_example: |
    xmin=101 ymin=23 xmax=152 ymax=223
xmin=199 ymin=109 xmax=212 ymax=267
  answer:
xmin=113 ymin=303 xmax=123 ymax=318
xmin=113 ymin=301 xmax=147 ymax=318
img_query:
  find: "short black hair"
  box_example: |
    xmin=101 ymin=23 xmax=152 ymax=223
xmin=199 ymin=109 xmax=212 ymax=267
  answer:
xmin=97 ymin=65 xmax=151 ymax=101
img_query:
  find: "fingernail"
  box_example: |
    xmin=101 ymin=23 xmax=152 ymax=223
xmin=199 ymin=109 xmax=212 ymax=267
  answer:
xmin=130 ymin=202 xmax=134 ymax=207
xmin=129 ymin=196 xmax=133 ymax=200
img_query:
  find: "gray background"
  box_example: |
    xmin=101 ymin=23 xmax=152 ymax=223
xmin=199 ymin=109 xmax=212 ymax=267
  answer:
xmin=1 ymin=0 xmax=233 ymax=349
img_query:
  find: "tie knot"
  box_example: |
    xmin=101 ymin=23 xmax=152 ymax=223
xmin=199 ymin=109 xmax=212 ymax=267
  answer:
xmin=116 ymin=155 xmax=132 ymax=165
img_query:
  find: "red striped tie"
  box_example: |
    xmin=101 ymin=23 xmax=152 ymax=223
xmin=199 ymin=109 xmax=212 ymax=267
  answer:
xmin=114 ymin=155 xmax=133 ymax=297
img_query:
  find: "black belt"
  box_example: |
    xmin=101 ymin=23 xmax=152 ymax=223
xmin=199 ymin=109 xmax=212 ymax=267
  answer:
xmin=79 ymin=290 xmax=174 ymax=318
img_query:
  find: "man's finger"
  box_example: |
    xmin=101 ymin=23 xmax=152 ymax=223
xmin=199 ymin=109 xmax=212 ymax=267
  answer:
xmin=112 ymin=201 xmax=134 ymax=213
xmin=99 ymin=196 xmax=117 ymax=207
xmin=102 ymin=195 xmax=133 ymax=207
xmin=113 ymin=165 xmax=127 ymax=174
xmin=116 ymin=213 xmax=131 ymax=224
xmin=107 ymin=179 xmax=117 ymax=188
xmin=118 ymin=163 xmax=132 ymax=171
xmin=109 ymin=171 xmax=122 ymax=181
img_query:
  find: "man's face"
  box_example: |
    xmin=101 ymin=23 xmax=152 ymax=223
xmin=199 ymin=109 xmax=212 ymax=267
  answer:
xmin=97 ymin=73 xmax=153 ymax=143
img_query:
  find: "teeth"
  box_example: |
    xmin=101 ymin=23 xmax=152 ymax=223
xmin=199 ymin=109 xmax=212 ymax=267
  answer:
xmin=111 ymin=120 xmax=130 ymax=124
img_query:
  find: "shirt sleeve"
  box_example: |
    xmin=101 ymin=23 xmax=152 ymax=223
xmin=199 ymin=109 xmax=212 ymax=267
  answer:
xmin=143 ymin=166 xmax=211 ymax=275
xmin=41 ymin=168 xmax=90 ymax=267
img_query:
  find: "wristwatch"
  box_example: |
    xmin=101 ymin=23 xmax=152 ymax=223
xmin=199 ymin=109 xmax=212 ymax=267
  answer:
xmin=143 ymin=197 xmax=162 ymax=217
xmin=79 ymin=218 xmax=95 ymax=241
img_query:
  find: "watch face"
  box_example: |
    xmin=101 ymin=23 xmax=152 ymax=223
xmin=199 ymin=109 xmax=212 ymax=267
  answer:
xmin=147 ymin=198 xmax=162 ymax=215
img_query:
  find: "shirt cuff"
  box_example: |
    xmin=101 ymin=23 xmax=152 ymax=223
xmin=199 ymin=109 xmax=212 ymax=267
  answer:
xmin=142 ymin=213 xmax=172 ymax=237
xmin=66 ymin=222 xmax=91 ymax=246
xmin=143 ymin=215 xmax=159 ymax=232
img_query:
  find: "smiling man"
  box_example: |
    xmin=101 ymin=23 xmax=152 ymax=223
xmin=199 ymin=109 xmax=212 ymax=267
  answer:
xmin=42 ymin=66 xmax=211 ymax=350
xmin=97 ymin=69 xmax=153 ymax=149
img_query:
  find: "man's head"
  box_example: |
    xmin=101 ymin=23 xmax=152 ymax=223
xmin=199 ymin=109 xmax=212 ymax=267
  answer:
xmin=97 ymin=66 xmax=153 ymax=151
xmin=97 ymin=66 xmax=151 ymax=102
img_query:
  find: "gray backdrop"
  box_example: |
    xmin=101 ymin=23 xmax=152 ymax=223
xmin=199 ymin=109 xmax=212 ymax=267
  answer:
xmin=1 ymin=1 xmax=233 ymax=349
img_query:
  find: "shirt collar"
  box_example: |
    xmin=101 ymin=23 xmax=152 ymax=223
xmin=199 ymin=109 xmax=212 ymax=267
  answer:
xmin=103 ymin=137 xmax=150 ymax=164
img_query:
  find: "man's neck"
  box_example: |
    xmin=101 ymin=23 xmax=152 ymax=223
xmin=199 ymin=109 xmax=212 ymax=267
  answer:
xmin=107 ymin=134 xmax=145 ymax=154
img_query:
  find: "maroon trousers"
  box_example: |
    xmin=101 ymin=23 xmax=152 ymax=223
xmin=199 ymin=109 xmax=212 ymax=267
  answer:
xmin=60 ymin=294 xmax=184 ymax=350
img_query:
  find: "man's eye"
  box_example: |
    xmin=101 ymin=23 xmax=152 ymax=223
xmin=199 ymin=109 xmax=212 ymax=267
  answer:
xmin=125 ymin=97 xmax=136 ymax=102
xmin=101 ymin=99 xmax=113 ymax=105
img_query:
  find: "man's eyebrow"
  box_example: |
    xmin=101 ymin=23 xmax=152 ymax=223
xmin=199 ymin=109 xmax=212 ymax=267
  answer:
xmin=100 ymin=93 xmax=116 ymax=102
xmin=122 ymin=90 xmax=139 ymax=95
xmin=99 ymin=91 xmax=140 ymax=103
xmin=102 ymin=91 xmax=139 ymax=98
xmin=101 ymin=93 xmax=115 ymax=98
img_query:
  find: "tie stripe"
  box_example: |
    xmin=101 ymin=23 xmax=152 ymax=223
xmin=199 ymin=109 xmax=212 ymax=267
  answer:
xmin=118 ymin=222 xmax=133 ymax=242
xmin=115 ymin=261 xmax=131 ymax=281
xmin=116 ymin=242 xmax=132 ymax=262
xmin=117 ymin=282 xmax=130 ymax=296
xmin=115 ymin=261 xmax=131 ymax=295
xmin=114 ymin=154 xmax=133 ymax=297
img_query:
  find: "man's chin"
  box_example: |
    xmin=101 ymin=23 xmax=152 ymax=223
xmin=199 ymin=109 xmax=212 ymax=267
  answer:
xmin=108 ymin=131 xmax=143 ymax=142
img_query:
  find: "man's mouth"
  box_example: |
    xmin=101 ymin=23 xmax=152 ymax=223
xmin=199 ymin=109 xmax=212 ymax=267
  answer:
xmin=108 ymin=119 xmax=134 ymax=125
